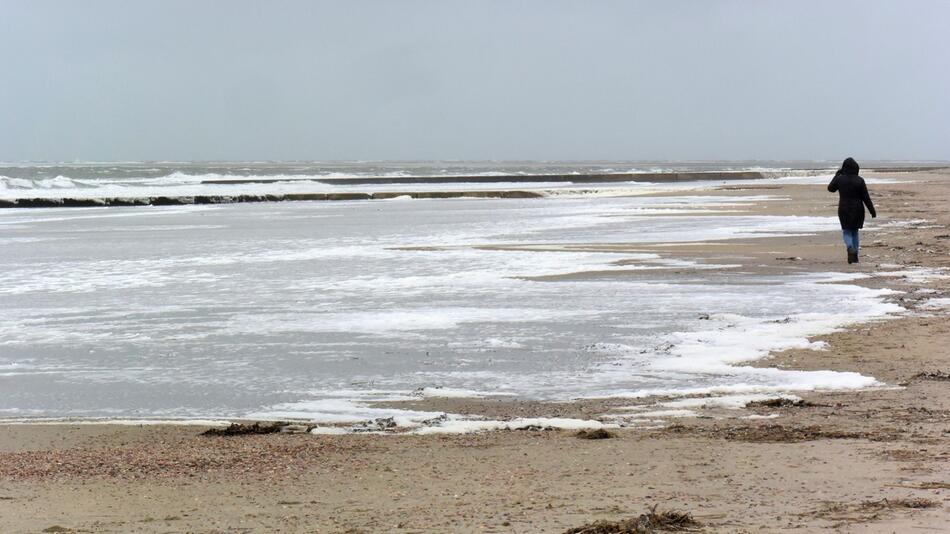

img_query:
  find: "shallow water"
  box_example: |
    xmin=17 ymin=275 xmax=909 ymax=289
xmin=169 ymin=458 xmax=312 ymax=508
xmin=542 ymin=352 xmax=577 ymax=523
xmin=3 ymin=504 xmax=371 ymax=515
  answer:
xmin=0 ymin=190 xmax=901 ymax=423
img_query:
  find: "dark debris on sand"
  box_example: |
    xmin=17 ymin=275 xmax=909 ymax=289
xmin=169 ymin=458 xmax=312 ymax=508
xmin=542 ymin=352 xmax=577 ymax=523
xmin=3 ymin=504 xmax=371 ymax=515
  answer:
xmin=909 ymin=370 xmax=950 ymax=382
xmin=899 ymin=481 xmax=950 ymax=490
xmin=564 ymin=506 xmax=700 ymax=533
xmin=813 ymin=497 xmax=940 ymax=523
xmin=854 ymin=497 xmax=938 ymax=511
xmin=575 ymin=429 xmax=616 ymax=440
xmin=745 ymin=398 xmax=827 ymax=408
xmin=660 ymin=423 xmax=897 ymax=443
xmin=201 ymin=422 xmax=289 ymax=436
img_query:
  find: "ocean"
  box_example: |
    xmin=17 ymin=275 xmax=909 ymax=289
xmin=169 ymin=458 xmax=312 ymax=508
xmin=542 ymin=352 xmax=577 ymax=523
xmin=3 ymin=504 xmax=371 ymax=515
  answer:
xmin=0 ymin=162 xmax=907 ymax=430
xmin=0 ymin=160 xmax=847 ymax=202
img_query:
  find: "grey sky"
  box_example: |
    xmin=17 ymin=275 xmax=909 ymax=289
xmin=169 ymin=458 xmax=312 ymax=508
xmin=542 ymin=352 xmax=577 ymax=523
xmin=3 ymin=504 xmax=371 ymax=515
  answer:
xmin=1 ymin=1 xmax=948 ymax=162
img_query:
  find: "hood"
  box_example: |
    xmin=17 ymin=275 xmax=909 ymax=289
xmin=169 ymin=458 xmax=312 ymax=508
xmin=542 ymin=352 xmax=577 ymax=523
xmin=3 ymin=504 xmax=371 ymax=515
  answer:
xmin=840 ymin=157 xmax=860 ymax=175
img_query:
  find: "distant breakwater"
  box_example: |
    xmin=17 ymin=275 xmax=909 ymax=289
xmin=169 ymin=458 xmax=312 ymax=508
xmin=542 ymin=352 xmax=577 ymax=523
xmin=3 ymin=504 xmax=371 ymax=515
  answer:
xmin=1 ymin=170 xmax=803 ymax=208
xmin=199 ymin=170 xmax=770 ymax=185
xmin=0 ymin=190 xmax=545 ymax=208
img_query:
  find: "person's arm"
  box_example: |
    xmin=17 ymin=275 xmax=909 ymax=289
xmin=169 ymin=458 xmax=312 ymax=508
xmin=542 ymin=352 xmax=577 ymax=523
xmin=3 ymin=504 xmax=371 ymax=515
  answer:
xmin=827 ymin=172 xmax=840 ymax=193
xmin=861 ymin=181 xmax=877 ymax=218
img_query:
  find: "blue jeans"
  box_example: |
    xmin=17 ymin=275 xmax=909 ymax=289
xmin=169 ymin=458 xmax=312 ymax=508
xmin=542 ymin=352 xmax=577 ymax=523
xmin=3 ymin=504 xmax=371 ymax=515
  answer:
xmin=842 ymin=229 xmax=860 ymax=252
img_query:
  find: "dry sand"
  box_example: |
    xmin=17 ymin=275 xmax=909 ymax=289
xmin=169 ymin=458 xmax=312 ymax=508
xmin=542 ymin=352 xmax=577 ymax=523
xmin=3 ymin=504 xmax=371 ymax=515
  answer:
xmin=1 ymin=170 xmax=948 ymax=533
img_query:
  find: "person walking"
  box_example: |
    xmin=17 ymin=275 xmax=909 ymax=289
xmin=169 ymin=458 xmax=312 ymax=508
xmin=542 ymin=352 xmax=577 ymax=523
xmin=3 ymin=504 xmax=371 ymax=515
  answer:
xmin=828 ymin=157 xmax=876 ymax=264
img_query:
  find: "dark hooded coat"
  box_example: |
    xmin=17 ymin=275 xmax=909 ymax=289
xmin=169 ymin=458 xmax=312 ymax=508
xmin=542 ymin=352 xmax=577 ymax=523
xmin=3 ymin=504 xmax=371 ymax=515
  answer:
xmin=828 ymin=158 xmax=876 ymax=230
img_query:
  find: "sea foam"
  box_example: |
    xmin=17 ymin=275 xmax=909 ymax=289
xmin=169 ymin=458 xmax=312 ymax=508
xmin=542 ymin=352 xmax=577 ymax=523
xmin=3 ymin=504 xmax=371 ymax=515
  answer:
xmin=0 ymin=187 xmax=918 ymax=427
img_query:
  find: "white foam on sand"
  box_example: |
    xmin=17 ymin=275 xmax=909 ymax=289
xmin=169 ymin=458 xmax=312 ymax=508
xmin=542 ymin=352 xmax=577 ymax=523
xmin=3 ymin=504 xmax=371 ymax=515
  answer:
xmin=920 ymin=297 xmax=950 ymax=310
xmin=411 ymin=417 xmax=616 ymax=435
xmin=659 ymin=393 xmax=801 ymax=410
xmin=656 ymin=312 xmax=868 ymax=367
xmin=875 ymin=267 xmax=950 ymax=284
xmin=604 ymin=393 xmax=802 ymax=423
xmin=246 ymin=398 xmax=443 ymax=425
xmin=616 ymin=409 xmax=697 ymax=419
xmin=581 ymin=284 xmax=900 ymax=402
xmin=604 ymin=393 xmax=807 ymax=424
xmin=308 ymin=426 xmax=350 ymax=435
xmin=253 ymin=399 xmax=614 ymax=435
xmin=593 ymin=380 xmax=879 ymax=402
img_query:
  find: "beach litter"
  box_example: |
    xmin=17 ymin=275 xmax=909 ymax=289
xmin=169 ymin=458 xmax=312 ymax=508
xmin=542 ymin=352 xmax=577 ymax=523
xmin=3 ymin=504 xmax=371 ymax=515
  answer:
xmin=354 ymin=417 xmax=398 ymax=432
xmin=660 ymin=423 xmax=892 ymax=443
xmin=201 ymin=421 xmax=288 ymax=436
xmin=813 ymin=497 xmax=940 ymax=523
xmin=909 ymin=370 xmax=950 ymax=382
xmin=564 ymin=505 xmax=700 ymax=533
xmin=575 ymin=429 xmax=615 ymax=440
xmin=745 ymin=398 xmax=826 ymax=408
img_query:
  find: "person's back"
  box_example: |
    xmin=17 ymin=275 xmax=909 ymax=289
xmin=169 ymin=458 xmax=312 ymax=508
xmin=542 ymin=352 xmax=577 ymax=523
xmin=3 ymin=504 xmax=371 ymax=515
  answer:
xmin=828 ymin=157 xmax=876 ymax=263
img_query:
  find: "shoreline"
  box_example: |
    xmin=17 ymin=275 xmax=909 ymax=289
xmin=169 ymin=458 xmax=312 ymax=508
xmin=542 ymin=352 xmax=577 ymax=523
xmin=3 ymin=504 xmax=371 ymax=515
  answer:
xmin=1 ymin=169 xmax=948 ymax=532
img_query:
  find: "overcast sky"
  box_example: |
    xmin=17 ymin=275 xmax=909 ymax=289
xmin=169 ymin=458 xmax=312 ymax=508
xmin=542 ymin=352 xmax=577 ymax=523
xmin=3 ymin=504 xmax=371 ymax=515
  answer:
xmin=2 ymin=1 xmax=948 ymax=162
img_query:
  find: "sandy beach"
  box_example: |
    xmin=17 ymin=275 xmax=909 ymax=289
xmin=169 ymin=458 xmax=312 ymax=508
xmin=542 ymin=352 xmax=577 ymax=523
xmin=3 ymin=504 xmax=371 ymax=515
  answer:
xmin=1 ymin=169 xmax=949 ymax=533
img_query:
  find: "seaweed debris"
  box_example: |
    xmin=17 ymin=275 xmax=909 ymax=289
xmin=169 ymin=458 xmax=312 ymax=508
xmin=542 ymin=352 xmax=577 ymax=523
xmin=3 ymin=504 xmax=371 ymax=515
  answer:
xmin=201 ymin=422 xmax=288 ymax=436
xmin=564 ymin=506 xmax=700 ymax=533
xmin=745 ymin=398 xmax=826 ymax=408
xmin=909 ymin=371 xmax=950 ymax=382
xmin=814 ymin=497 xmax=939 ymax=522
xmin=660 ymin=423 xmax=896 ymax=443
xmin=576 ymin=429 xmax=616 ymax=440
xmin=855 ymin=498 xmax=938 ymax=511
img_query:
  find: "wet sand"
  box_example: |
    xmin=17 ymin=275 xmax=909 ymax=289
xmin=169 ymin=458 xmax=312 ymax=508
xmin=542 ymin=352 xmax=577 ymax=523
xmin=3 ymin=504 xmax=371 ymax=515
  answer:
xmin=1 ymin=170 xmax=948 ymax=533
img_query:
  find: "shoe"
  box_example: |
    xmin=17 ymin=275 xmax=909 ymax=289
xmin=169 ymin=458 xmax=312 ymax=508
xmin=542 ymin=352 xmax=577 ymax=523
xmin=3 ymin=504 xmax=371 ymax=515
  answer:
xmin=853 ymin=251 xmax=859 ymax=264
xmin=847 ymin=249 xmax=857 ymax=264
